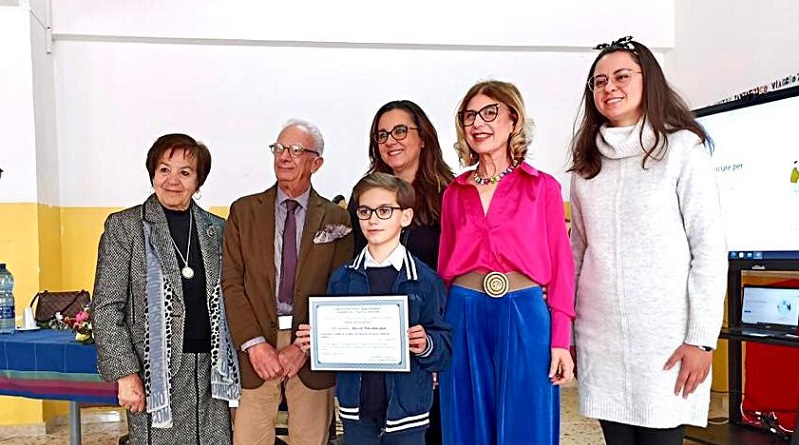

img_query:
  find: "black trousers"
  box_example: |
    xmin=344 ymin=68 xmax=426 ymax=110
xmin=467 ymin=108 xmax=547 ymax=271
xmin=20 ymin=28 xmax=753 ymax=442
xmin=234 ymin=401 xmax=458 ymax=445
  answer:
xmin=600 ymin=420 xmax=686 ymax=445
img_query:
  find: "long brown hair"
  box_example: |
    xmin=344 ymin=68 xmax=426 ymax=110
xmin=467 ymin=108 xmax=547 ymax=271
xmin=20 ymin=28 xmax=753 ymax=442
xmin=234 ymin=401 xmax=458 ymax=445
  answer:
xmin=367 ymin=100 xmax=454 ymax=226
xmin=570 ymin=38 xmax=709 ymax=179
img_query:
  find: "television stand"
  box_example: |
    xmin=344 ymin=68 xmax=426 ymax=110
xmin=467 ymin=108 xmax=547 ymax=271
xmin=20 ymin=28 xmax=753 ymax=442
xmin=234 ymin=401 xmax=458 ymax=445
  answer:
xmin=685 ymin=260 xmax=799 ymax=445
xmin=686 ymin=422 xmax=791 ymax=444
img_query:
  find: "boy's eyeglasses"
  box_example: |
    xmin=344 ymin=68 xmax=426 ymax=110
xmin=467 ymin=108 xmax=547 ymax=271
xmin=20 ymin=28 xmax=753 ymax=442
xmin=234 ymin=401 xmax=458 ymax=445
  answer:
xmin=588 ymin=69 xmax=642 ymax=92
xmin=458 ymin=103 xmax=500 ymax=127
xmin=355 ymin=206 xmax=404 ymax=220
xmin=269 ymin=142 xmax=319 ymax=158
xmin=373 ymin=125 xmax=419 ymax=144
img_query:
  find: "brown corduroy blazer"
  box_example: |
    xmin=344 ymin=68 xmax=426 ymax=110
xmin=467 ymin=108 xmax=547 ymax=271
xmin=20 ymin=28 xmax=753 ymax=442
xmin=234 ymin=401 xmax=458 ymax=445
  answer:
xmin=222 ymin=185 xmax=354 ymax=390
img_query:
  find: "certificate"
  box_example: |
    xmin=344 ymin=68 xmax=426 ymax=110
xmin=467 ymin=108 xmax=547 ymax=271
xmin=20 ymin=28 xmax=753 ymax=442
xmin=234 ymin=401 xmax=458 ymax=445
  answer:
xmin=308 ymin=295 xmax=410 ymax=372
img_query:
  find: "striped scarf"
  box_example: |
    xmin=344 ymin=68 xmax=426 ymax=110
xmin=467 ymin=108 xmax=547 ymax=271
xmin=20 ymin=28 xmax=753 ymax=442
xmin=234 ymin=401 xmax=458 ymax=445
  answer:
xmin=142 ymin=219 xmax=240 ymax=428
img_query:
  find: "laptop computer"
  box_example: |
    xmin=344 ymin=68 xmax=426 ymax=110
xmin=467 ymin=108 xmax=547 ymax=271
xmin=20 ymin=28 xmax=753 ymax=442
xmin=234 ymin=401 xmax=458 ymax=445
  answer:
xmin=737 ymin=286 xmax=799 ymax=337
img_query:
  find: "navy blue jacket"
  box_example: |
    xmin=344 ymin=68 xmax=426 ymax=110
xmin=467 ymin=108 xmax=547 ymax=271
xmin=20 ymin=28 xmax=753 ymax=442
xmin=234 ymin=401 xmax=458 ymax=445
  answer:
xmin=329 ymin=248 xmax=452 ymax=435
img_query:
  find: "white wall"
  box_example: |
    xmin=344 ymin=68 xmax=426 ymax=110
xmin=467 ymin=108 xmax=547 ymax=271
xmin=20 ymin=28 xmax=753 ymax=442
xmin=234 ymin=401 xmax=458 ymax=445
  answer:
xmin=0 ymin=5 xmax=38 ymax=203
xmin=55 ymin=42 xmax=603 ymax=206
xmin=6 ymin=1 xmax=797 ymax=207
xmin=51 ymin=1 xmax=675 ymax=207
xmin=667 ymin=0 xmax=799 ymax=108
xmin=52 ymin=0 xmax=674 ymax=49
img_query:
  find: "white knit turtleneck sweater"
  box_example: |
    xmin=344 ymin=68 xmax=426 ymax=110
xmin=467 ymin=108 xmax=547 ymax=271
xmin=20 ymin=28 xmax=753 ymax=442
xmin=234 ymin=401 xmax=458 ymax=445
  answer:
xmin=570 ymin=119 xmax=728 ymax=428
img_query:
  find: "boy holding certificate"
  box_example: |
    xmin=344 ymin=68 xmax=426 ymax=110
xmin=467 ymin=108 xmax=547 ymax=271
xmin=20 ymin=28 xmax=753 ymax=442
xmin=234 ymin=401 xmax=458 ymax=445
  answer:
xmin=296 ymin=172 xmax=452 ymax=445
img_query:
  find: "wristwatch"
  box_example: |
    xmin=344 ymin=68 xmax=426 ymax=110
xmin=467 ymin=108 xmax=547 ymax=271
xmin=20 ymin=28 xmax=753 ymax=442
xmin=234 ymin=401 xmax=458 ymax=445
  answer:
xmin=697 ymin=345 xmax=713 ymax=352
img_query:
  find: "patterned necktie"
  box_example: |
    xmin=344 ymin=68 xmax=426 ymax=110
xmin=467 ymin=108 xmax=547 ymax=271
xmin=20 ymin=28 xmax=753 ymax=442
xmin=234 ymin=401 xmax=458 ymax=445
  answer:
xmin=278 ymin=199 xmax=299 ymax=308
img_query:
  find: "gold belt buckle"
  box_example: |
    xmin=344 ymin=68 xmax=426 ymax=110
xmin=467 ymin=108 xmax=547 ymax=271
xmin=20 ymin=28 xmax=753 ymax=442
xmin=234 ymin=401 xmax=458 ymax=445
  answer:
xmin=482 ymin=272 xmax=509 ymax=298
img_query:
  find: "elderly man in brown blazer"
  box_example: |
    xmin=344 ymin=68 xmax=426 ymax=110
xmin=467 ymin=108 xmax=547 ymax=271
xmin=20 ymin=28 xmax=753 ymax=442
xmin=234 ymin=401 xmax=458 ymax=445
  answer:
xmin=223 ymin=119 xmax=353 ymax=445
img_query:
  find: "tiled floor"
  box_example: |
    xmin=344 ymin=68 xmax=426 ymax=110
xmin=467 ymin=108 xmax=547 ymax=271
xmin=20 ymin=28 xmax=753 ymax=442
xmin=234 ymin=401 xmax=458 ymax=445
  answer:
xmin=0 ymin=384 xmax=727 ymax=444
xmin=0 ymin=420 xmax=126 ymax=445
xmin=560 ymin=383 xmax=605 ymax=444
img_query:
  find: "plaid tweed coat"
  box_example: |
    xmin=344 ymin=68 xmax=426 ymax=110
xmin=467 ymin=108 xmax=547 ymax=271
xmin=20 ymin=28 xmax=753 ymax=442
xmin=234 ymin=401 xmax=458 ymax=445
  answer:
xmin=91 ymin=194 xmax=232 ymax=444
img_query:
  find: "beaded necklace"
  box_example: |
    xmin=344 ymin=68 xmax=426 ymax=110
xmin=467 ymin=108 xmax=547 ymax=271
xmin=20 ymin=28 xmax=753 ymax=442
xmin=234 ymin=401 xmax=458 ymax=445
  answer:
xmin=472 ymin=162 xmax=518 ymax=185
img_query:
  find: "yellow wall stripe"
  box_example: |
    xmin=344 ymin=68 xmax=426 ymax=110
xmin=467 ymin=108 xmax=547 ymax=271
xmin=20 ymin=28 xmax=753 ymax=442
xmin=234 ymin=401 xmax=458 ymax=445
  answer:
xmin=0 ymin=201 xmax=732 ymax=425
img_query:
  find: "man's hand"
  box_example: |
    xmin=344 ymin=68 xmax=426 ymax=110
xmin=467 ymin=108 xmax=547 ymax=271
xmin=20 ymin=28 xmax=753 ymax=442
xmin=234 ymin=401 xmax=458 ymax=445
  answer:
xmin=664 ymin=344 xmax=713 ymax=398
xmin=408 ymin=324 xmax=428 ymax=354
xmin=549 ymin=348 xmax=574 ymax=385
xmin=278 ymin=344 xmax=308 ymax=378
xmin=246 ymin=342 xmax=283 ymax=380
xmin=118 ymin=373 xmax=146 ymax=413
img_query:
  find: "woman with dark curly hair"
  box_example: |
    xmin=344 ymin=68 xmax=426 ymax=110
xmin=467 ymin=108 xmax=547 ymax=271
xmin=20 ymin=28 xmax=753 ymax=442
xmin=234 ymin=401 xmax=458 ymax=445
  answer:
xmin=350 ymin=100 xmax=455 ymax=270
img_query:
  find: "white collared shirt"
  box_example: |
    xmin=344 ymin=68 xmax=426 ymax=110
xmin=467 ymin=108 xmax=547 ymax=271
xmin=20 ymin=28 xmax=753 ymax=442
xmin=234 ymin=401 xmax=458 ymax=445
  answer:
xmin=363 ymin=244 xmax=406 ymax=271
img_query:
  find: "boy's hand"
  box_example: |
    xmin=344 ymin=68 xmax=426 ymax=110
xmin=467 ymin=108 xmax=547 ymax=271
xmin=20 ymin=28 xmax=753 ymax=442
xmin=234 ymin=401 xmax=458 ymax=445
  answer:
xmin=294 ymin=323 xmax=312 ymax=354
xmin=408 ymin=324 xmax=428 ymax=354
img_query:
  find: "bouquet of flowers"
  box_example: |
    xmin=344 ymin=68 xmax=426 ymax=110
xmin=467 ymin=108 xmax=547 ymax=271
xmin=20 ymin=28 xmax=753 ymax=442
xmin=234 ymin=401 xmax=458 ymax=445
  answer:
xmin=58 ymin=307 xmax=94 ymax=345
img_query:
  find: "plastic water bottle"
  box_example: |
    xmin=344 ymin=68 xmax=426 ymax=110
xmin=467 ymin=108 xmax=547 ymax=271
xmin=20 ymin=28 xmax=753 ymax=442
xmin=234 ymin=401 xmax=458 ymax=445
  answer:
xmin=0 ymin=263 xmax=16 ymax=334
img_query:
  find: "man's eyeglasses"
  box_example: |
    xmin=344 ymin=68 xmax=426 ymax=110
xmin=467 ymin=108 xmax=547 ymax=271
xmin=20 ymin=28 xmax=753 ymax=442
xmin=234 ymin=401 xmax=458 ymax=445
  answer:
xmin=269 ymin=143 xmax=319 ymax=158
xmin=588 ymin=69 xmax=642 ymax=92
xmin=355 ymin=205 xmax=404 ymax=220
xmin=458 ymin=103 xmax=500 ymax=127
xmin=373 ymin=125 xmax=419 ymax=144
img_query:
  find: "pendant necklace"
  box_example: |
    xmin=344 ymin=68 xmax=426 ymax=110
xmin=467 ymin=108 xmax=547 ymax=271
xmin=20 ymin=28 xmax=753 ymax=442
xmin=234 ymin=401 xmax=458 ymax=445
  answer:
xmin=169 ymin=210 xmax=195 ymax=279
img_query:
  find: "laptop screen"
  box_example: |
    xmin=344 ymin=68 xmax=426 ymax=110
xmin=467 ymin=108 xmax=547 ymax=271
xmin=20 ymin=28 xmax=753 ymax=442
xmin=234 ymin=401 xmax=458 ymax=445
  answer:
xmin=741 ymin=286 xmax=799 ymax=329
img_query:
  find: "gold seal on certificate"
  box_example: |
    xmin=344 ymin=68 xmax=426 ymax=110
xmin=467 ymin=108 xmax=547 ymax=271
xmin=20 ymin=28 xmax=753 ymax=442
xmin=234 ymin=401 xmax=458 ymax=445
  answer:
xmin=308 ymin=295 xmax=410 ymax=372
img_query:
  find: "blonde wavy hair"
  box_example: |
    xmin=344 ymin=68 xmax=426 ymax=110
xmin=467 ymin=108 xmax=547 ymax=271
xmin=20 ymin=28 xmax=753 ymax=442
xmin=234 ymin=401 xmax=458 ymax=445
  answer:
xmin=454 ymin=80 xmax=534 ymax=167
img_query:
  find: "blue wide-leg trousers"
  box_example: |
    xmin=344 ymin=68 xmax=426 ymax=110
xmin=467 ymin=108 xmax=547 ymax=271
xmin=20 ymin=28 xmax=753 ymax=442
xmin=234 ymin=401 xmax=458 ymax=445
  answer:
xmin=440 ymin=285 xmax=559 ymax=445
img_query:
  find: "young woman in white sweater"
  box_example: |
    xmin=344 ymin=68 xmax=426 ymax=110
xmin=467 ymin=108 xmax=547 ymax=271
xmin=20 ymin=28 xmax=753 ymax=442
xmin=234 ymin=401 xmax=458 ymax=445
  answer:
xmin=569 ymin=37 xmax=728 ymax=445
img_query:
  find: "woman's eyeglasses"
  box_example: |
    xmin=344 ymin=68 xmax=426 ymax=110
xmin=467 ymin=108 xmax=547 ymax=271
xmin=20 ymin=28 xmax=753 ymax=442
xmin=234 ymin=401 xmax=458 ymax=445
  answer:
xmin=458 ymin=103 xmax=500 ymax=127
xmin=355 ymin=205 xmax=404 ymax=220
xmin=373 ymin=125 xmax=419 ymax=144
xmin=269 ymin=143 xmax=319 ymax=158
xmin=588 ymin=69 xmax=642 ymax=92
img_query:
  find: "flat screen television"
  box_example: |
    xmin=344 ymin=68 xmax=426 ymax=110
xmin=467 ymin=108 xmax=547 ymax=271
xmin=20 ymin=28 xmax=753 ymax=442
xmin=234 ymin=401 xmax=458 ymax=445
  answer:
xmin=694 ymin=84 xmax=799 ymax=261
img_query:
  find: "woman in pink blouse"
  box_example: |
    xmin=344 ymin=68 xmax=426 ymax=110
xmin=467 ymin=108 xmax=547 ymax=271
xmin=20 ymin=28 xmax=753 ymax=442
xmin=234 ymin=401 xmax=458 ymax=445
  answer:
xmin=437 ymin=80 xmax=575 ymax=445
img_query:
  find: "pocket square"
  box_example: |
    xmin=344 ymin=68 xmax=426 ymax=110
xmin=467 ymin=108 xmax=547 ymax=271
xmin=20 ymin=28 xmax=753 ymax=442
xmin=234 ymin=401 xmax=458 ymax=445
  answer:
xmin=313 ymin=224 xmax=352 ymax=244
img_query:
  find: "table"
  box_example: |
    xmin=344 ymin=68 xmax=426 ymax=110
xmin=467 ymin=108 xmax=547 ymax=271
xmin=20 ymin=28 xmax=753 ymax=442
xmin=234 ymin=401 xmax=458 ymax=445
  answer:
xmin=685 ymin=260 xmax=799 ymax=445
xmin=0 ymin=329 xmax=118 ymax=445
xmin=686 ymin=330 xmax=799 ymax=445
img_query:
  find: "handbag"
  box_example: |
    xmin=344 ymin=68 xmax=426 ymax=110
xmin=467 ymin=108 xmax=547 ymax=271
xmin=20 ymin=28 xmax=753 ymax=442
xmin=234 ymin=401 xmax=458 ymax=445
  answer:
xmin=30 ymin=290 xmax=91 ymax=323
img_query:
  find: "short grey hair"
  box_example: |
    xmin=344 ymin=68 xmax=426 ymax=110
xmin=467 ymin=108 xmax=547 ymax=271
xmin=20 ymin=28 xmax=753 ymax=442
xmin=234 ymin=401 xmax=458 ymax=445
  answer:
xmin=281 ymin=118 xmax=325 ymax=155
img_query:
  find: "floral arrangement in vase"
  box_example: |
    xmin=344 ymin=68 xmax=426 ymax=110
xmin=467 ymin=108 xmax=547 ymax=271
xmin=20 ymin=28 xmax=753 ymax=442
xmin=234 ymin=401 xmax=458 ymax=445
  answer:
xmin=57 ymin=307 xmax=93 ymax=345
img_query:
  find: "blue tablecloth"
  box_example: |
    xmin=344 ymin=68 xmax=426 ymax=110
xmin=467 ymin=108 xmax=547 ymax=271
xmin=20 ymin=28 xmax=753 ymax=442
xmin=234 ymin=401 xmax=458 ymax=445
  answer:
xmin=0 ymin=329 xmax=117 ymax=404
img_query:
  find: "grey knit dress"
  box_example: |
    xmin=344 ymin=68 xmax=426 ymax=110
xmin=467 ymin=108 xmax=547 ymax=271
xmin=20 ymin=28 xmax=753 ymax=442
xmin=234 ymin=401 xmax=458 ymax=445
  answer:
xmin=570 ymin=121 xmax=727 ymax=428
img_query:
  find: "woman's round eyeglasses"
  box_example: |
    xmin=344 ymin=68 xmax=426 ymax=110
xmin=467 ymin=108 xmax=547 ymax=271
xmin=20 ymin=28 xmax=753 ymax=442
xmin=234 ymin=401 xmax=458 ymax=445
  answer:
xmin=588 ymin=69 xmax=642 ymax=92
xmin=373 ymin=125 xmax=419 ymax=144
xmin=458 ymin=103 xmax=500 ymax=127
